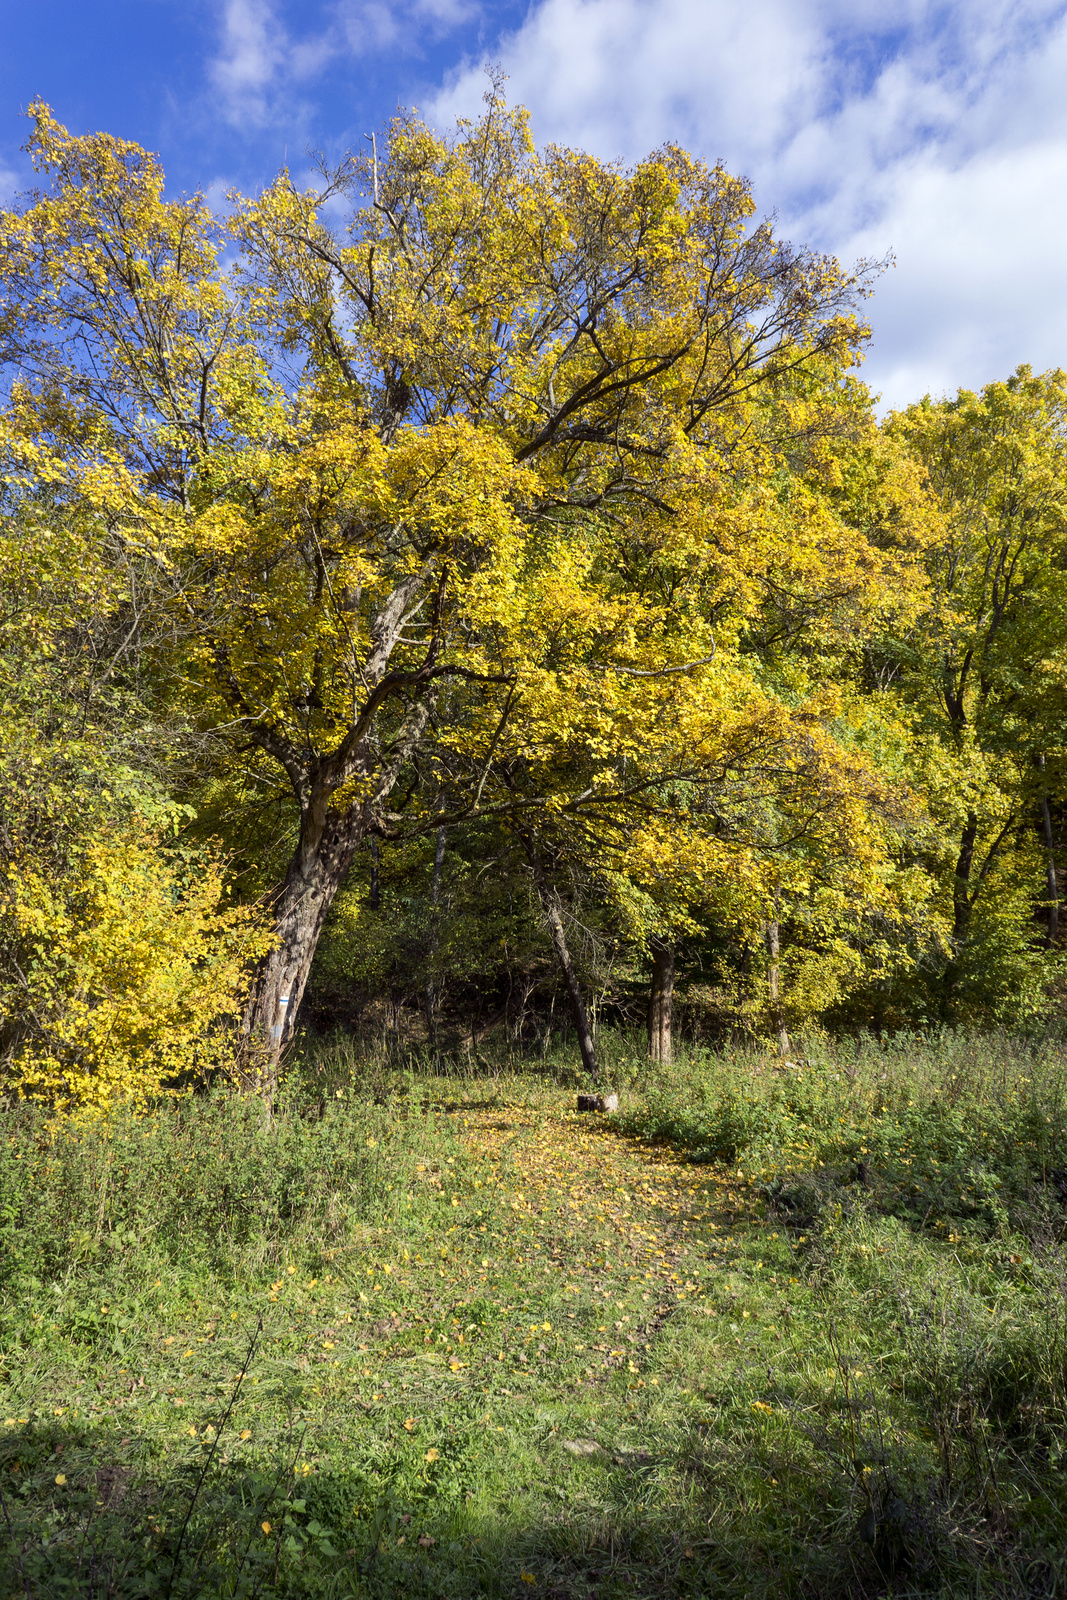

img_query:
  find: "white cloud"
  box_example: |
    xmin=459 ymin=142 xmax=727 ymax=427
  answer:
xmin=336 ymin=0 xmax=479 ymax=57
xmin=205 ymin=0 xmax=480 ymax=129
xmin=198 ymin=0 xmax=1067 ymax=403
xmin=841 ymin=139 xmax=1067 ymax=407
xmin=429 ymin=0 xmax=1067 ymax=407
xmin=209 ymin=0 xmax=291 ymax=126
xmin=431 ymin=0 xmax=822 ymax=157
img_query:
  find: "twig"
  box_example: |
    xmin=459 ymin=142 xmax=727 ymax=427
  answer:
xmin=0 ymin=1475 xmax=33 ymax=1600
xmin=165 ymin=1318 xmax=263 ymax=1598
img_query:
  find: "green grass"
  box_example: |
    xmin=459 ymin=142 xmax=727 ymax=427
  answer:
xmin=2 ymin=1031 xmax=1067 ymax=1597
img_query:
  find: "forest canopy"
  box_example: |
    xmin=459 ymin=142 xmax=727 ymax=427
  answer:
xmin=2 ymin=91 xmax=1065 ymax=1112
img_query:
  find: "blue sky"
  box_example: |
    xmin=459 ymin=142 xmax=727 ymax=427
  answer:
xmin=3 ymin=0 xmax=1067 ymax=408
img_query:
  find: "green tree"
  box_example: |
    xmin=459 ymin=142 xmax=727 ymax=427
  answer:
xmin=884 ymin=366 xmax=1067 ymax=1019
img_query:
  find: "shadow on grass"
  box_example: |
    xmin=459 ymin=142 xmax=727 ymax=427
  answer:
xmin=5 ymin=1410 xmax=1065 ymax=1600
xmin=0 ymin=1411 xmax=868 ymax=1600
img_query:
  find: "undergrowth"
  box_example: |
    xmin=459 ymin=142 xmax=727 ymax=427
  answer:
xmin=1 ymin=1030 xmax=1066 ymax=1597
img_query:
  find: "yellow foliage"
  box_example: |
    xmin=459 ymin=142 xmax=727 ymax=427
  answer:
xmin=0 ymin=824 xmax=273 ymax=1116
xmin=0 ymin=93 xmax=941 ymax=1056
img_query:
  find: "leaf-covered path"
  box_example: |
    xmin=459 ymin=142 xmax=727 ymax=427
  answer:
xmin=450 ymin=1100 xmax=762 ymax=1370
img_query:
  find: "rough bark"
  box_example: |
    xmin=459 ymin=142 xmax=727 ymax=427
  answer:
xmin=647 ymin=941 xmax=675 ymax=1063
xmin=235 ymin=574 xmax=437 ymax=1093
xmin=1037 ymin=757 xmax=1060 ymax=946
xmin=765 ymin=913 xmax=791 ymax=1058
xmin=941 ymin=811 xmax=979 ymax=1011
xmin=240 ymin=810 xmax=365 ymax=1098
xmin=952 ymin=813 xmax=979 ymax=948
xmin=942 ymin=807 xmax=1021 ymax=1010
xmin=521 ymin=835 xmax=598 ymax=1083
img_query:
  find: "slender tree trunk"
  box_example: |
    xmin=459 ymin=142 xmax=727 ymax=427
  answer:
xmin=1041 ymin=797 xmax=1060 ymax=945
xmin=542 ymin=991 xmax=556 ymax=1059
xmin=952 ymin=813 xmax=978 ymax=947
xmin=521 ymin=835 xmax=598 ymax=1083
xmin=942 ymin=811 xmax=978 ymax=1012
xmin=368 ymin=836 xmax=381 ymax=912
xmin=1036 ymin=757 xmax=1060 ymax=947
xmin=765 ymin=909 xmax=791 ymax=1058
xmin=424 ymin=826 xmax=446 ymax=1061
xmin=647 ymin=940 xmax=675 ymax=1063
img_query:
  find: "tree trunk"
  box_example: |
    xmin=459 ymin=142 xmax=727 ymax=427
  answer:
xmin=765 ymin=912 xmax=791 ymax=1058
xmin=235 ymin=580 xmax=436 ymax=1096
xmin=952 ymin=812 xmax=978 ymax=947
xmin=241 ymin=810 xmax=364 ymax=1099
xmin=542 ymin=991 xmax=556 ymax=1058
xmin=521 ymin=835 xmax=598 ymax=1083
xmin=1040 ymin=791 xmax=1060 ymax=946
xmin=424 ymin=826 xmax=446 ymax=1061
xmin=647 ymin=941 xmax=674 ymax=1063
xmin=942 ymin=811 xmax=978 ymax=1012
xmin=1036 ymin=755 xmax=1062 ymax=940
xmin=368 ymin=836 xmax=381 ymax=912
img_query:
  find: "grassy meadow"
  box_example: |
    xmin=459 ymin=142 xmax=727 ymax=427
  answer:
xmin=2 ymin=1031 xmax=1067 ymax=1598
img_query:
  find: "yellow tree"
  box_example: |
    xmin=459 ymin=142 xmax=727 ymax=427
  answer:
xmin=1 ymin=93 xmax=914 ymax=1087
xmin=886 ymin=368 xmax=1067 ymax=1016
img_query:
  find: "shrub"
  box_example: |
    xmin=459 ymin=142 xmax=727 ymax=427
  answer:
xmin=0 ymin=823 xmax=272 ymax=1115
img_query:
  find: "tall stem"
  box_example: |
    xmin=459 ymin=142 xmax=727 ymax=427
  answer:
xmin=765 ymin=903 xmax=791 ymax=1058
xmin=942 ymin=811 xmax=978 ymax=1012
xmin=1041 ymin=796 xmax=1060 ymax=946
xmin=1038 ymin=755 xmax=1060 ymax=946
xmin=369 ymin=836 xmax=380 ymax=912
xmin=425 ymin=826 xmax=446 ymax=1060
xmin=521 ymin=834 xmax=598 ymax=1083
